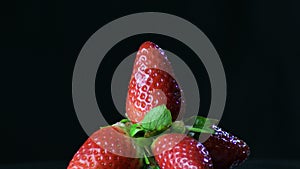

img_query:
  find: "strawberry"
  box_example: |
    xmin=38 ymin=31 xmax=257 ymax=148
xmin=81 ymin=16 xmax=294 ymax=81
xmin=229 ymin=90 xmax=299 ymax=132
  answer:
xmin=67 ymin=126 xmax=142 ymax=169
xmin=203 ymin=125 xmax=250 ymax=169
xmin=151 ymin=133 xmax=213 ymax=169
xmin=126 ymin=41 xmax=183 ymax=123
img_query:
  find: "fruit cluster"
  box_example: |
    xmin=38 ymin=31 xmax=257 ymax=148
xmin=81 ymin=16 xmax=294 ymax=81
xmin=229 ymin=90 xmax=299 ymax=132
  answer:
xmin=68 ymin=42 xmax=250 ymax=169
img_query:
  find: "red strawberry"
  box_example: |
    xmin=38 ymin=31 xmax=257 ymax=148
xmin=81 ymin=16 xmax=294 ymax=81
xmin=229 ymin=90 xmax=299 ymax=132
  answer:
xmin=67 ymin=126 xmax=142 ymax=169
xmin=151 ymin=133 xmax=213 ymax=169
xmin=126 ymin=41 xmax=183 ymax=123
xmin=203 ymin=125 xmax=250 ymax=169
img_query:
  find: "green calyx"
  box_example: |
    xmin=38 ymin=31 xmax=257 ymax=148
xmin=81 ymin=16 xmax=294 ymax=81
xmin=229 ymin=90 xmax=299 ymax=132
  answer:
xmin=141 ymin=105 xmax=172 ymax=131
xmin=124 ymin=105 xmax=218 ymax=138
xmin=129 ymin=104 xmax=173 ymax=138
xmin=115 ymin=105 xmax=218 ymax=169
xmin=184 ymin=116 xmax=218 ymax=135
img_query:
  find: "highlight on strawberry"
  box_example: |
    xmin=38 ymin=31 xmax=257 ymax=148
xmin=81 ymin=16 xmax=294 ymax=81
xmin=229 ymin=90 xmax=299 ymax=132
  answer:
xmin=68 ymin=41 xmax=250 ymax=169
xmin=126 ymin=41 xmax=183 ymax=123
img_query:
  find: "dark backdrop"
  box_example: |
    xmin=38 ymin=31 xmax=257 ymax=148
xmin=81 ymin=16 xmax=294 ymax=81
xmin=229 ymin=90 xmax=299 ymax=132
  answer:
xmin=1 ymin=0 xmax=300 ymax=165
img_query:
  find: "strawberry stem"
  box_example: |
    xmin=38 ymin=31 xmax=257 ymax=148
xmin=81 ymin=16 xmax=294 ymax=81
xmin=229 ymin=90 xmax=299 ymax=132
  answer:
xmin=144 ymin=153 xmax=150 ymax=165
xmin=186 ymin=126 xmax=214 ymax=133
xmin=120 ymin=119 xmax=131 ymax=123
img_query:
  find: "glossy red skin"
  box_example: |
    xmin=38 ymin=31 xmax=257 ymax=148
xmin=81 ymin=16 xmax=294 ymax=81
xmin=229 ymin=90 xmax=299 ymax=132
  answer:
xmin=138 ymin=41 xmax=157 ymax=50
xmin=126 ymin=41 xmax=182 ymax=123
xmin=203 ymin=126 xmax=250 ymax=169
xmin=67 ymin=126 xmax=142 ymax=169
xmin=152 ymin=133 xmax=213 ymax=169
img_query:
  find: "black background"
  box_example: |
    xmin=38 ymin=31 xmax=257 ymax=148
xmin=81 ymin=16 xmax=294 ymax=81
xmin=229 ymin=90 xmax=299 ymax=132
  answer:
xmin=1 ymin=0 xmax=300 ymax=166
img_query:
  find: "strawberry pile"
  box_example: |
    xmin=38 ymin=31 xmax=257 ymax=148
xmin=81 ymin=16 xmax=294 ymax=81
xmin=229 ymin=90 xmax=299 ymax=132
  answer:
xmin=68 ymin=41 xmax=250 ymax=169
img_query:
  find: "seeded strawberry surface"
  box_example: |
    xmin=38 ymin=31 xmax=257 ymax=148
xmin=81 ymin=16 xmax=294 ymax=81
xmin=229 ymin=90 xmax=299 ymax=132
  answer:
xmin=152 ymin=133 xmax=213 ymax=169
xmin=67 ymin=126 xmax=142 ymax=169
xmin=203 ymin=125 xmax=250 ymax=169
xmin=126 ymin=41 xmax=183 ymax=123
xmin=68 ymin=41 xmax=250 ymax=169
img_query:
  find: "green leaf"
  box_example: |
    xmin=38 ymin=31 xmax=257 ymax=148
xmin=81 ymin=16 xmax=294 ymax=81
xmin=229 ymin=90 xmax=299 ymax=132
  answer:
xmin=120 ymin=119 xmax=131 ymax=123
xmin=141 ymin=105 xmax=172 ymax=131
xmin=194 ymin=116 xmax=218 ymax=128
xmin=186 ymin=126 xmax=214 ymax=133
xmin=185 ymin=116 xmax=218 ymax=134
xmin=129 ymin=124 xmax=144 ymax=137
xmin=171 ymin=121 xmax=186 ymax=134
xmin=144 ymin=153 xmax=150 ymax=165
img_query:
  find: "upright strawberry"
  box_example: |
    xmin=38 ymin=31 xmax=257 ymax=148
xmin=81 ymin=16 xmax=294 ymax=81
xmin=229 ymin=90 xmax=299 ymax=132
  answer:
xmin=203 ymin=125 xmax=250 ymax=169
xmin=67 ymin=126 xmax=142 ymax=169
xmin=126 ymin=41 xmax=183 ymax=123
xmin=151 ymin=133 xmax=213 ymax=169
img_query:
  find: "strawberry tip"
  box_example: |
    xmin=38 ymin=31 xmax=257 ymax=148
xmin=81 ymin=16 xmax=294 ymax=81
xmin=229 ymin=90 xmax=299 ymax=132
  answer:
xmin=139 ymin=41 xmax=158 ymax=50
